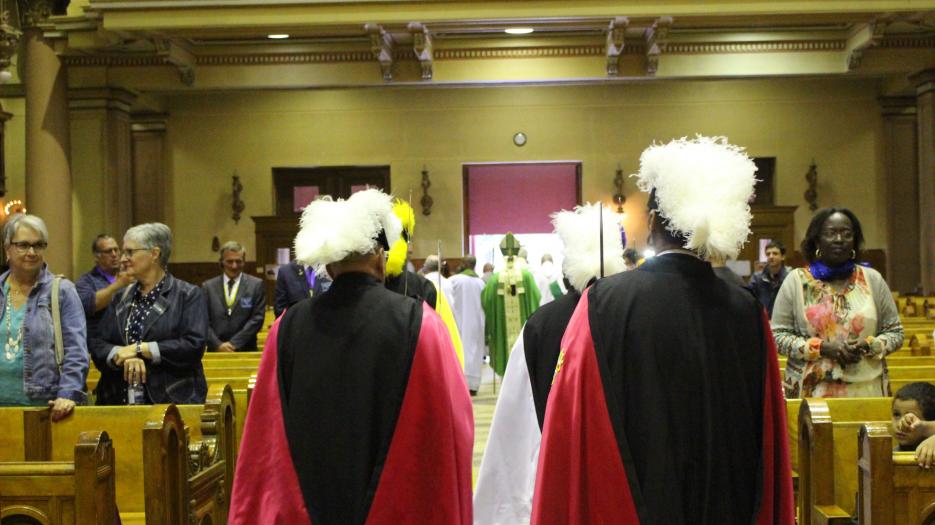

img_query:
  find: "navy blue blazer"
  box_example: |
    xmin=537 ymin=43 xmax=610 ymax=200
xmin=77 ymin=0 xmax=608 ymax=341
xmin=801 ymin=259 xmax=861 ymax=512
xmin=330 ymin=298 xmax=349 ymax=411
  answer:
xmin=274 ymin=261 xmax=330 ymax=318
xmin=90 ymin=273 xmax=208 ymax=405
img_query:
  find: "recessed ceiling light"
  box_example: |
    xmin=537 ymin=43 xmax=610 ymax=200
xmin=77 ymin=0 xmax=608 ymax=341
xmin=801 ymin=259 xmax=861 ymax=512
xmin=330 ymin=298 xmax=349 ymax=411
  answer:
xmin=504 ymin=27 xmax=534 ymax=35
xmin=268 ymin=34 xmax=290 ymax=40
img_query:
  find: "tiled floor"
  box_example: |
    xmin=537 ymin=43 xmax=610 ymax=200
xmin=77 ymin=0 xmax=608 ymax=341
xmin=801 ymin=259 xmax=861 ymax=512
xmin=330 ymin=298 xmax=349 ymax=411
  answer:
xmin=472 ymin=365 xmax=501 ymax=472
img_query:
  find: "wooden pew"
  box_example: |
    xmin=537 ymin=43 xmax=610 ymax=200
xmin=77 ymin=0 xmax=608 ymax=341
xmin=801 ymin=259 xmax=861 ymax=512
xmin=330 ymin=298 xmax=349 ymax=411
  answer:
xmin=798 ymin=397 xmax=893 ymax=525
xmin=87 ymin=368 xmax=258 ymax=393
xmin=45 ymin=385 xmax=235 ymax=524
xmin=858 ymin=422 xmax=935 ymax=525
xmin=0 ymin=431 xmax=117 ymax=525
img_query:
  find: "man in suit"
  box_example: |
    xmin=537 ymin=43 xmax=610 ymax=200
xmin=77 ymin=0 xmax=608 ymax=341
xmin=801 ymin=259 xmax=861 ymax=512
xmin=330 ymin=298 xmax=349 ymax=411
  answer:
xmin=274 ymin=260 xmax=331 ymax=317
xmin=203 ymin=241 xmax=267 ymax=352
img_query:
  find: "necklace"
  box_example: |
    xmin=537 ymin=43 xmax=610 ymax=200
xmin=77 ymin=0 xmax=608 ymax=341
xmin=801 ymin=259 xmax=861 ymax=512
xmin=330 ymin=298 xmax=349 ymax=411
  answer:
xmin=4 ymin=287 xmax=23 ymax=361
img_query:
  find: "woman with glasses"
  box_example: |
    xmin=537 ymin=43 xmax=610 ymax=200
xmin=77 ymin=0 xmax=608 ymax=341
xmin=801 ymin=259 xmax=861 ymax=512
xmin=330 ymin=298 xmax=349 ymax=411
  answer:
xmin=0 ymin=214 xmax=88 ymax=420
xmin=90 ymin=223 xmax=208 ymax=405
xmin=772 ymin=208 xmax=904 ymax=398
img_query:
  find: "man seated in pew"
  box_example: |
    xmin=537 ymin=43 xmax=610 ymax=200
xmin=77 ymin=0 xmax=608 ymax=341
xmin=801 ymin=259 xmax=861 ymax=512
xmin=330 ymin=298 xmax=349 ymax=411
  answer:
xmin=892 ymin=382 xmax=935 ymax=467
xmin=0 ymin=214 xmax=88 ymax=421
xmin=75 ymin=234 xmax=133 ymax=345
xmin=531 ymin=137 xmax=794 ymax=523
xmin=230 ymin=189 xmax=473 ymax=524
xmin=202 ymin=241 xmax=266 ymax=352
xmin=91 ymin=223 xmax=209 ymax=405
xmin=772 ymin=207 xmax=904 ymax=398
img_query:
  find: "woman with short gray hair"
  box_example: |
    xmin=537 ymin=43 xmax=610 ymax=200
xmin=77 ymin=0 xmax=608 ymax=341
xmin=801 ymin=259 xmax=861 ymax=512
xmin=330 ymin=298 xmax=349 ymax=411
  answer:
xmin=0 ymin=214 xmax=88 ymax=421
xmin=90 ymin=222 xmax=208 ymax=405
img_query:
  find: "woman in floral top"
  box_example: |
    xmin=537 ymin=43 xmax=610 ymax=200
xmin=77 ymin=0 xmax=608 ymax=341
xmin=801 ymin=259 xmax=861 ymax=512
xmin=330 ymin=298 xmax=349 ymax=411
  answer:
xmin=772 ymin=208 xmax=903 ymax=398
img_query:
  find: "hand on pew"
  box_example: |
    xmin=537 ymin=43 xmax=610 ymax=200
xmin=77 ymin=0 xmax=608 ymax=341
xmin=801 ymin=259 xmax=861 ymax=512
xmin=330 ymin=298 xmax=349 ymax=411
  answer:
xmin=913 ymin=433 xmax=935 ymax=469
xmin=47 ymin=398 xmax=75 ymax=422
xmin=217 ymin=342 xmax=236 ymax=353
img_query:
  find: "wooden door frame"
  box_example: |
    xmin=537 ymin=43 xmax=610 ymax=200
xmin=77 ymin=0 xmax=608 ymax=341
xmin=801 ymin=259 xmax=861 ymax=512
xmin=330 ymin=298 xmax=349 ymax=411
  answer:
xmin=462 ymin=161 xmax=583 ymax=254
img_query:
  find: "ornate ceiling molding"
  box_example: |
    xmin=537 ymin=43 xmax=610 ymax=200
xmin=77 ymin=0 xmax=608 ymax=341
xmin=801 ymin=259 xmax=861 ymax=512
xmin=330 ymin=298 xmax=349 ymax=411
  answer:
xmin=436 ymin=45 xmax=607 ymax=60
xmin=666 ymin=39 xmax=846 ymax=54
xmin=880 ymin=36 xmax=935 ymax=48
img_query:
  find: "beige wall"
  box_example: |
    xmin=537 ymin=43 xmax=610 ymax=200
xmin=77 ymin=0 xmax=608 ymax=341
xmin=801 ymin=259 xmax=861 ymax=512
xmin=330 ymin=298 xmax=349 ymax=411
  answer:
xmin=162 ymin=76 xmax=885 ymax=263
xmin=2 ymin=97 xmax=25 ymax=207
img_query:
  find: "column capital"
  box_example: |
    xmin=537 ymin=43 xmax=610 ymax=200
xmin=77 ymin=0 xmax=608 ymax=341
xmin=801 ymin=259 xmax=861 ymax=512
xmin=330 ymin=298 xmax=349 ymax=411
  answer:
xmin=19 ymin=0 xmax=58 ymax=29
xmin=909 ymin=68 xmax=935 ymax=95
xmin=879 ymin=96 xmax=917 ymax=117
xmin=131 ymin=112 xmax=168 ymax=133
xmin=67 ymin=87 xmax=137 ymax=113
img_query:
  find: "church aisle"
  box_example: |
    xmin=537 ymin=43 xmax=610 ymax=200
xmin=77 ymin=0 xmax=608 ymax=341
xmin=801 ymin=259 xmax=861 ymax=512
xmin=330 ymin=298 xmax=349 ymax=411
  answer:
xmin=472 ymin=365 xmax=499 ymax=472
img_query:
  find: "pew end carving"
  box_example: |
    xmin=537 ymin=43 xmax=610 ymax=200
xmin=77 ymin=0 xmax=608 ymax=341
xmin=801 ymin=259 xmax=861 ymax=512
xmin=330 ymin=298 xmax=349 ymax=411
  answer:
xmin=0 ymin=430 xmax=117 ymax=525
xmin=859 ymin=422 xmax=935 ymax=525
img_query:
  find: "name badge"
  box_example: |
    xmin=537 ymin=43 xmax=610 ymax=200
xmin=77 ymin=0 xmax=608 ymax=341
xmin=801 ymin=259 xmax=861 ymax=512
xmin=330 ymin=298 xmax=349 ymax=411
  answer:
xmin=240 ymin=297 xmax=253 ymax=309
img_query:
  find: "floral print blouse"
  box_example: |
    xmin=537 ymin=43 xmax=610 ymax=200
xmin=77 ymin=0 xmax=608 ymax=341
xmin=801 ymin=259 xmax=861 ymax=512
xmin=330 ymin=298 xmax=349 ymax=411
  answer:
xmin=771 ymin=265 xmax=903 ymax=398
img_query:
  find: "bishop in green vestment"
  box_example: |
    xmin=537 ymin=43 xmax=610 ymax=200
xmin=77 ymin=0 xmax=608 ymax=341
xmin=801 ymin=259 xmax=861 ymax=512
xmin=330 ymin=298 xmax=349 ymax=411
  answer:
xmin=482 ymin=233 xmax=540 ymax=376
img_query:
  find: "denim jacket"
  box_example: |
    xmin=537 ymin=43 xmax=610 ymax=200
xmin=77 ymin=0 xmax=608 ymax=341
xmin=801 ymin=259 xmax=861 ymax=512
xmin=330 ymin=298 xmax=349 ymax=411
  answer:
xmin=0 ymin=266 xmax=89 ymax=403
xmin=90 ymin=273 xmax=208 ymax=405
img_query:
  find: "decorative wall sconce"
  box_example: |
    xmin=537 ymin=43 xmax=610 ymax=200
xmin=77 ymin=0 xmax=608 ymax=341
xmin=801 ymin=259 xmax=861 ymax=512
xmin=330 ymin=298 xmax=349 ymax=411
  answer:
xmin=612 ymin=162 xmax=626 ymax=214
xmin=3 ymin=198 xmax=24 ymax=216
xmin=211 ymin=236 xmax=220 ymax=252
xmin=420 ymin=165 xmax=433 ymax=216
xmin=232 ymin=173 xmax=245 ymax=223
xmin=803 ymin=161 xmax=818 ymax=212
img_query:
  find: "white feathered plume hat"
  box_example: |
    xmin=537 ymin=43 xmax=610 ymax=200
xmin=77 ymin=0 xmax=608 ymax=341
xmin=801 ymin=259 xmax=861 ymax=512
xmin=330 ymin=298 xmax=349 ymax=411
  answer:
xmin=551 ymin=203 xmax=627 ymax=292
xmin=633 ymin=135 xmax=757 ymax=260
xmin=294 ymin=188 xmax=402 ymax=269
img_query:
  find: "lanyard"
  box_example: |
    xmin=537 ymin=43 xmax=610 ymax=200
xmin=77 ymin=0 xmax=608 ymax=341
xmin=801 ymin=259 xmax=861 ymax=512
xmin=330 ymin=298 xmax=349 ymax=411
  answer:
xmin=224 ymin=278 xmax=240 ymax=314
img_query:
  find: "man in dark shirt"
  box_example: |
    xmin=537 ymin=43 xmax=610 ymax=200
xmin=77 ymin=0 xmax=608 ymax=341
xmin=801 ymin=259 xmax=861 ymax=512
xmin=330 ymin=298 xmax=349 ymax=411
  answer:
xmin=75 ymin=234 xmax=132 ymax=343
xmin=748 ymin=240 xmax=789 ymax=317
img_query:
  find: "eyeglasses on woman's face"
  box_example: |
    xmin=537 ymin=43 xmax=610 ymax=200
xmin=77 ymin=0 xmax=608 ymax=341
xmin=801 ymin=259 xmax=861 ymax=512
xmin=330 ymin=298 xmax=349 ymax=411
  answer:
xmin=120 ymin=247 xmax=151 ymax=259
xmin=10 ymin=241 xmax=48 ymax=254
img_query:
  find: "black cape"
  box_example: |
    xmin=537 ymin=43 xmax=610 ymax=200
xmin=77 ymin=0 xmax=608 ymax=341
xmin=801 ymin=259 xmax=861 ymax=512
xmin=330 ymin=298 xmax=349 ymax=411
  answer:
xmin=532 ymin=254 xmax=794 ymax=524
xmin=523 ymin=288 xmax=581 ymax=429
xmin=385 ymin=269 xmax=437 ymax=309
xmin=229 ymin=272 xmax=474 ymax=524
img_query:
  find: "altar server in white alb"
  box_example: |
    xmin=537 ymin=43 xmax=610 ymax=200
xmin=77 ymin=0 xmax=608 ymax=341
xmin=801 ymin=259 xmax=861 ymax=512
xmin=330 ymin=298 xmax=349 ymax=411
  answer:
xmin=473 ymin=203 xmax=626 ymax=525
xmin=450 ymin=255 xmax=486 ymax=395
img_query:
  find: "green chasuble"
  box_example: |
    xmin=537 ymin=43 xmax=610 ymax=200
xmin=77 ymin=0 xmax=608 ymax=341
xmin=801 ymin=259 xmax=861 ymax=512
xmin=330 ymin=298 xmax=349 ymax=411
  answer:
xmin=481 ymin=264 xmax=540 ymax=376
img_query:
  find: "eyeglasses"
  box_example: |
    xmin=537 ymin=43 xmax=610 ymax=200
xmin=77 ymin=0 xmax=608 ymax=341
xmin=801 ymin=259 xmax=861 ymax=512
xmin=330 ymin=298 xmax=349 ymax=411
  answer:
xmin=96 ymin=247 xmax=120 ymax=255
xmin=120 ymin=248 xmax=151 ymax=259
xmin=10 ymin=241 xmax=47 ymax=254
xmin=821 ymin=229 xmax=855 ymax=241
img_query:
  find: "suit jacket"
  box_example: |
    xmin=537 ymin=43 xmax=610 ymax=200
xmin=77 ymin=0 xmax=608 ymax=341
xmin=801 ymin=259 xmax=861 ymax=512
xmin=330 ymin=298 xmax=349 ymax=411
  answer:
xmin=274 ymin=261 xmax=329 ymax=317
xmin=91 ymin=274 xmax=208 ymax=405
xmin=203 ymin=273 xmax=267 ymax=352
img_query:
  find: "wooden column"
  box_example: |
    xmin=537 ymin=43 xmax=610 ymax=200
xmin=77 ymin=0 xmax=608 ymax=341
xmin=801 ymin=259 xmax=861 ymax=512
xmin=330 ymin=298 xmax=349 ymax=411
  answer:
xmin=910 ymin=70 xmax=935 ymax=295
xmin=879 ymin=96 xmax=919 ymax=293
xmin=23 ymin=27 xmax=72 ymax=276
xmin=68 ymin=88 xmax=136 ymax=268
xmin=130 ymin=114 xmax=169 ymax=225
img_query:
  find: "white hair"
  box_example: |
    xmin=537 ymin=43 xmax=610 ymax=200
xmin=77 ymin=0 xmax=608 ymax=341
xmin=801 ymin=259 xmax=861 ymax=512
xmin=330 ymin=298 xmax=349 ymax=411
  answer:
xmin=3 ymin=214 xmax=49 ymax=246
xmin=125 ymin=223 xmax=173 ymax=268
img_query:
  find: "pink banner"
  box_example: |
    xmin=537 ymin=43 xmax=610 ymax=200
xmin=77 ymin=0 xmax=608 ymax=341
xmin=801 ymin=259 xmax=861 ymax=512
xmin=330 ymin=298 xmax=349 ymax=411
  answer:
xmin=467 ymin=163 xmax=579 ymax=235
